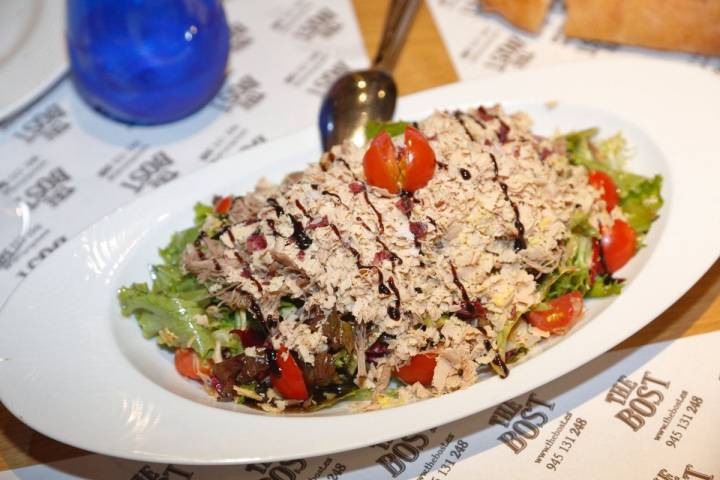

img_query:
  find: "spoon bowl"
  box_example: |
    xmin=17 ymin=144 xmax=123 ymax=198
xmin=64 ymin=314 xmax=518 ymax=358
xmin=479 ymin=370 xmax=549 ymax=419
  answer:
xmin=319 ymin=69 xmax=397 ymax=151
xmin=318 ymin=0 xmax=420 ymax=151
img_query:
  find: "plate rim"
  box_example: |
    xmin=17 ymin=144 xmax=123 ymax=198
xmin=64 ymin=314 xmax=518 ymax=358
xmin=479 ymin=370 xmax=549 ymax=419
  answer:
xmin=1 ymin=57 xmax=719 ymax=464
xmin=0 ymin=0 xmax=68 ymax=122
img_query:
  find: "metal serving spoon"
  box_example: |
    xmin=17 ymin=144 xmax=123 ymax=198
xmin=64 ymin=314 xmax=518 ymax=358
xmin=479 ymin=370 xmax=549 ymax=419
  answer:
xmin=319 ymin=0 xmax=421 ymax=151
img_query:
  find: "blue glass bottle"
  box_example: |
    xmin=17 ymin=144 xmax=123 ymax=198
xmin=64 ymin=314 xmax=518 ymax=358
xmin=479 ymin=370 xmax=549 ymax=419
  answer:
xmin=67 ymin=0 xmax=230 ymax=125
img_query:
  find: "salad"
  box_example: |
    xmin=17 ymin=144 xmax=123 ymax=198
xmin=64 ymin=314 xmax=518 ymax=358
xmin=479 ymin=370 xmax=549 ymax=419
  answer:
xmin=119 ymin=105 xmax=662 ymax=412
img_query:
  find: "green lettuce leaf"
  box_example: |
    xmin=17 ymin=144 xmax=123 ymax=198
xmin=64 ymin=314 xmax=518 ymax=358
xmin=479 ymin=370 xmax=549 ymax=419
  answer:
xmin=587 ymin=276 xmax=624 ymax=297
xmin=159 ymin=226 xmax=199 ymax=266
xmin=541 ymin=234 xmax=593 ymax=300
xmin=564 ymin=129 xmax=663 ymax=236
xmin=118 ymin=283 xmax=215 ymax=356
xmin=365 ymin=120 xmax=409 ymax=139
xmin=616 ymin=173 xmax=663 ymax=235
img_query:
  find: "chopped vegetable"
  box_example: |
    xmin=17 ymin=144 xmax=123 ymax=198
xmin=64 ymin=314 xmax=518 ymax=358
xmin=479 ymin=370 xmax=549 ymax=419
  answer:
xmin=365 ymin=120 xmax=409 ymax=139
xmin=526 ymin=292 xmax=584 ymax=334
xmin=565 ymin=129 xmax=663 ymax=236
xmin=214 ymin=195 xmax=233 ymax=215
xmin=271 ymin=346 xmax=310 ymax=401
xmin=363 ymin=127 xmax=436 ymax=193
xmin=588 ymin=170 xmax=619 ymax=211
xmin=601 ymin=219 xmax=637 ymax=273
xmin=395 ymin=353 xmax=437 ymax=386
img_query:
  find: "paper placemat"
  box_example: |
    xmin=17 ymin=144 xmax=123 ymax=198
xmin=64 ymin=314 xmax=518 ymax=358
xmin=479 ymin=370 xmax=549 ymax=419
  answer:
xmin=426 ymin=0 xmax=720 ymax=81
xmin=0 ymin=0 xmax=367 ymax=306
xmin=1 ymin=330 xmax=717 ymax=479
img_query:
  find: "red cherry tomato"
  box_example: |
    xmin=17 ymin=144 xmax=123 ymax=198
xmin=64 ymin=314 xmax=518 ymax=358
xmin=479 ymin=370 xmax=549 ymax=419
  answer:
xmin=214 ymin=195 xmax=234 ymax=215
xmin=363 ymin=126 xmax=436 ymax=193
xmin=527 ymin=292 xmax=584 ymax=334
xmin=363 ymin=131 xmax=402 ymax=194
xmin=271 ymin=346 xmax=310 ymax=401
xmin=402 ymin=127 xmax=437 ymax=192
xmin=395 ymin=353 xmax=437 ymax=386
xmin=601 ymin=219 xmax=637 ymax=273
xmin=174 ymin=348 xmax=209 ymax=380
xmin=588 ymin=171 xmax=619 ymax=212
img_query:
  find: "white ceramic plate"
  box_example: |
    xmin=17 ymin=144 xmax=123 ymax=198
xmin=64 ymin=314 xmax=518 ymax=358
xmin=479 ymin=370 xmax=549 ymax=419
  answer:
xmin=1 ymin=58 xmax=719 ymax=464
xmin=0 ymin=0 xmax=67 ymax=121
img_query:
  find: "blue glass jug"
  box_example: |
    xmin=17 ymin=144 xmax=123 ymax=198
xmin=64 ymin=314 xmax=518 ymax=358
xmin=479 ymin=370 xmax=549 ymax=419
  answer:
xmin=67 ymin=0 xmax=230 ymax=125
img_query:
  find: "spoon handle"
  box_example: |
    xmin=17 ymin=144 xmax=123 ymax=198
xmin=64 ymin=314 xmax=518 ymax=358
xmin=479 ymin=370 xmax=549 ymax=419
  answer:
xmin=372 ymin=0 xmax=421 ymax=73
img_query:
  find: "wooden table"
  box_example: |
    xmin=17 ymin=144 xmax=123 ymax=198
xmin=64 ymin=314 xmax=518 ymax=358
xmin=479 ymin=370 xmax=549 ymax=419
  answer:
xmin=1 ymin=1 xmax=718 ymax=472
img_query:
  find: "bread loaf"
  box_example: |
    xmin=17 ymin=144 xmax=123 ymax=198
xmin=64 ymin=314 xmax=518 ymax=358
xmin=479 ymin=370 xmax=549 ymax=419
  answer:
xmin=480 ymin=0 xmax=553 ymax=33
xmin=564 ymin=0 xmax=720 ymax=56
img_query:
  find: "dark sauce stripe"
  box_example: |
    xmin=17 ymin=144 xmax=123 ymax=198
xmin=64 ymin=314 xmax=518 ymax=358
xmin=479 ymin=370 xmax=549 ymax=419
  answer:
xmin=329 ymin=224 xmax=371 ymax=270
xmin=449 ymin=262 xmax=470 ymax=304
xmin=489 ymin=153 xmax=527 ymax=251
xmin=193 ymin=231 xmax=207 ymax=260
xmin=362 ymin=190 xmax=384 ymax=234
xmin=288 ymin=214 xmax=312 ymax=250
xmin=267 ymin=198 xmax=284 ymax=216
xmin=294 ymin=199 xmax=311 ymax=219
xmin=386 ymin=276 xmax=401 ymax=320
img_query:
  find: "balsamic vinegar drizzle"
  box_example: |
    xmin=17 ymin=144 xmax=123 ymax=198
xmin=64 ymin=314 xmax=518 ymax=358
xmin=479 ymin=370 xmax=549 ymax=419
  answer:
xmin=453 ymin=111 xmax=527 ymax=252
xmin=335 ymin=157 xmax=358 ymax=180
xmin=266 ymin=219 xmax=282 ymax=237
xmin=294 ymin=199 xmax=311 ymax=219
xmin=459 ymin=168 xmax=472 ymax=180
xmin=288 ymin=214 xmax=312 ymax=250
xmin=483 ymin=337 xmax=509 ymax=378
xmin=212 ymin=259 xmax=222 ymax=272
xmin=449 ymin=262 xmax=470 ymax=304
xmin=215 ymin=224 xmax=236 ymax=243
xmin=193 ymin=231 xmax=207 ymax=260
xmin=489 ymin=152 xmax=527 ymax=251
xmin=267 ymin=198 xmax=284 ymax=216
xmin=329 ymin=224 xmax=371 ymax=270
xmin=321 ymin=190 xmax=342 ymax=202
xmin=356 ymin=216 xmax=373 ymax=232
xmin=265 ymin=348 xmax=281 ymax=376
xmin=377 ymin=269 xmax=391 ymax=295
xmin=376 ymin=238 xmax=403 ymax=266
xmin=450 ymin=262 xmax=508 ymax=377
xmin=386 ymin=276 xmax=401 ymax=320
xmin=362 ymin=190 xmax=384 ymax=233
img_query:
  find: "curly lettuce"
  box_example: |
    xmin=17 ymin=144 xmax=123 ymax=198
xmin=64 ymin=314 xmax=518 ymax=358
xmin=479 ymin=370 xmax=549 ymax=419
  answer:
xmin=565 ymin=129 xmax=663 ymax=236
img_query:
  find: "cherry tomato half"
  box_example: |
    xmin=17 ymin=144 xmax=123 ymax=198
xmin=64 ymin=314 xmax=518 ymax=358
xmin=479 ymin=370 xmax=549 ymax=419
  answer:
xmin=601 ymin=219 xmax=637 ymax=273
xmin=588 ymin=171 xmax=619 ymax=212
xmin=395 ymin=353 xmax=437 ymax=386
xmin=363 ymin=131 xmax=402 ymax=194
xmin=271 ymin=346 xmax=310 ymax=401
xmin=174 ymin=348 xmax=209 ymax=381
xmin=527 ymin=292 xmax=584 ymax=334
xmin=363 ymin=127 xmax=436 ymax=194
xmin=214 ymin=195 xmax=234 ymax=215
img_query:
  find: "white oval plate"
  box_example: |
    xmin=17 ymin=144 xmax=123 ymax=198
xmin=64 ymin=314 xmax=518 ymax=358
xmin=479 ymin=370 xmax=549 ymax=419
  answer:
xmin=0 ymin=0 xmax=67 ymax=121
xmin=1 ymin=58 xmax=719 ymax=465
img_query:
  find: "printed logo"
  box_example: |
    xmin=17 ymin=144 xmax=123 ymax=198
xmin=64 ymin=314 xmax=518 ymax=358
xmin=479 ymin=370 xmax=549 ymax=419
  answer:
xmin=230 ymin=22 xmax=253 ymax=51
xmin=294 ymin=7 xmax=342 ymax=41
xmin=211 ymin=75 xmax=265 ymax=113
xmin=13 ymin=103 xmax=71 ymax=144
xmin=120 ymin=151 xmax=178 ymax=194
xmin=491 ymin=392 xmax=555 ymax=454
xmin=604 ymin=370 xmax=670 ymax=432
xmin=22 ymin=167 xmax=75 ymax=210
